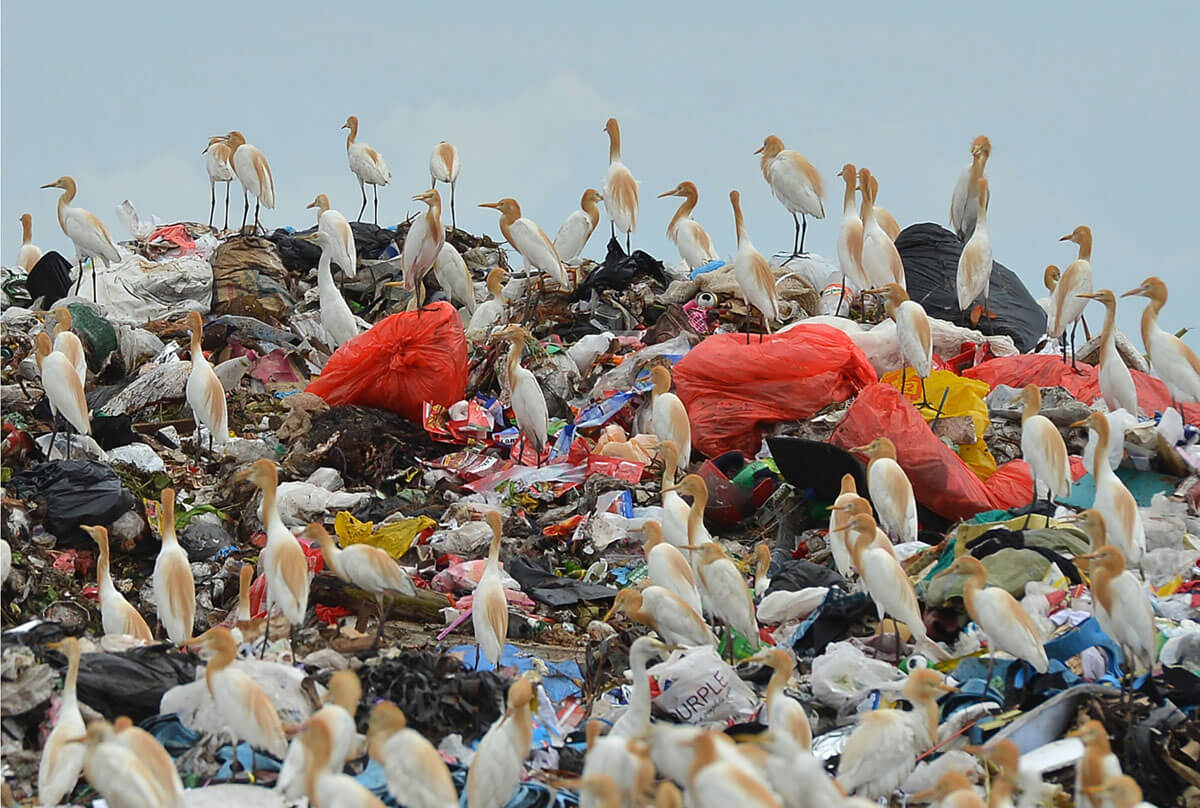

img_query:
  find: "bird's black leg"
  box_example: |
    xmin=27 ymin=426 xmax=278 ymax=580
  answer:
xmin=91 ymin=259 xmax=98 ymax=303
xmin=610 ymin=221 xmax=615 ymax=239
xmin=223 ymin=182 xmax=230 ymax=230
xmin=209 ymin=184 xmax=216 ymax=228
xmin=450 ymin=181 xmax=457 ymax=232
xmin=242 ymin=190 xmax=249 ymax=233
xmin=836 ymin=273 xmax=847 ymax=316
xmin=800 ymin=214 xmax=809 ymax=255
xmin=358 ymin=183 xmax=367 ymax=223
xmin=373 ymin=184 xmax=380 ymax=226
xmin=254 ymin=200 xmax=261 ymax=234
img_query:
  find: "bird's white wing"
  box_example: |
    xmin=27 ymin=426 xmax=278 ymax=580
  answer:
xmin=554 ymin=210 xmax=592 ymax=261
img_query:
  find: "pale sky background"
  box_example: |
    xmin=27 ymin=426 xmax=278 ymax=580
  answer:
xmin=3 ymin=2 xmax=1197 ymax=341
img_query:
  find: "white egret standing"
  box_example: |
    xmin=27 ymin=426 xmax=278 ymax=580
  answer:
xmin=555 ymin=188 xmax=604 ymax=263
xmin=404 ymin=189 xmax=446 ymax=310
xmin=152 ymin=488 xmax=195 ymax=645
xmin=729 ymin=189 xmax=778 ymax=342
xmin=649 ymin=365 xmax=691 ymax=468
xmin=368 ymin=700 xmax=457 ymax=808
xmin=203 ymin=136 xmax=236 ymax=230
xmin=1050 ymin=225 xmax=1094 ymax=369
xmin=82 ymin=526 xmax=153 ymax=641
xmin=950 ymin=135 xmax=991 ymax=241
xmin=466 ymin=678 xmax=535 ymax=808
xmin=1016 ymin=385 xmax=1071 ymax=515
xmin=467 ymin=267 xmax=508 ymax=338
xmin=18 ymin=213 xmax=42 ymax=271
xmin=1079 ymin=290 xmax=1138 ymax=414
xmin=1078 ymin=545 xmax=1156 ymax=678
xmin=480 ymin=197 xmax=567 ymax=290
xmin=429 ymin=141 xmax=460 ymax=231
xmin=472 ymin=511 xmax=508 ymax=667
xmin=603 ymin=118 xmax=639 ymax=252
xmin=38 ymin=637 xmax=86 ymax=807
xmin=40 ymin=176 xmax=120 ymax=301
xmin=851 ymin=437 xmax=917 ymax=543
xmin=34 ymin=332 xmax=90 ymax=459
xmin=434 ymin=243 xmax=476 ymax=313
xmin=755 ymin=135 xmax=823 ymax=258
xmin=344 ymin=116 xmax=390 ymax=225
xmin=1071 ymin=413 xmax=1145 ymax=564
xmin=277 ymin=670 xmax=362 ymax=801
xmin=866 ymin=282 xmax=932 ymax=406
xmin=1122 ymin=276 xmax=1200 ymax=406
xmin=858 ymin=168 xmax=905 ymax=292
xmin=834 ymin=164 xmax=867 ymax=316
xmin=691 ymin=542 xmax=761 ymax=651
xmin=299 ymin=228 xmax=359 ymax=350
xmin=659 ymin=181 xmax=719 ymax=268
xmin=956 ymin=177 xmax=994 ymax=322
xmin=186 ymin=311 xmax=229 ymax=461
xmin=306 ymin=193 xmax=357 ymax=283
xmin=50 ymin=306 xmax=86 ymax=385
xmin=223 ymin=131 xmax=275 ymax=234
xmin=493 ymin=325 xmax=549 ymax=464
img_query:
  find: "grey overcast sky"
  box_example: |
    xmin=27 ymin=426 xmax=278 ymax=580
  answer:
xmin=2 ymin=2 xmax=1197 ymax=342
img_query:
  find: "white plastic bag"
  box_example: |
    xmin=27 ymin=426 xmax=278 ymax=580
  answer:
xmin=810 ymin=640 xmax=905 ymax=711
xmin=756 ymin=587 xmax=828 ymax=625
xmin=649 ymin=646 xmax=757 ymax=724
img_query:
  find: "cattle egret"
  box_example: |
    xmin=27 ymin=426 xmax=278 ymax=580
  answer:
xmin=957 ymin=177 xmax=994 ymax=322
xmin=665 ymin=473 xmax=714 ymax=570
xmin=306 ymin=193 xmax=357 ymax=282
xmin=152 ymin=488 xmax=195 ymax=644
xmin=40 ymin=176 xmax=120 ymax=301
xmin=581 ymin=721 xmax=656 ymax=808
xmin=186 ymin=311 xmax=229 ymax=461
xmin=755 ymin=135 xmax=823 ymax=258
xmin=368 ymin=700 xmax=457 ymax=808
xmin=837 ymin=668 xmax=957 ymax=798
xmin=183 ymin=627 xmax=288 ymax=778
xmin=110 ymin=716 xmax=184 ymax=807
xmin=1077 ymin=290 xmax=1138 ymax=414
xmin=611 ymin=636 xmax=672 ymax=739
xmin=306 ymin=523 xmax=415 ymax=648
xmin=936 ymin=555 xmax=1049 ymax=679
xmin=36 ymin=332 xmax=91 ymax=457
xmin=480 ymin=198 xmax=567 ymax=290
xmin=868 ymin=175 xmax=902 ymax=241
xmin=753 ymin=543 xmax=771 ymax=599
xmin=1069 ymin=721 xmax=1122 ymax=808
xmin=1122 ymin=276 xmax=1200 ymax=405
xmin=434 ymin=243 xmax=476 ymax=313
xmin=643 ymin=521 xmax=702 ymax=615
xmin=1050 ymin=226 xmax=1094 ymax=369
xmin=603 ymin=118 xmax=639 ymax=252
xmin=278 ymin=670 xmax=361 ymax=800
xmin=301 ymin=718 xmax=385 ymax=808
xmin=38 ymin=638 xmax=86 ymax=807
xmin=555 ymin=188 xmax=604 ymax=263
xmin=690 ymin=542 xmax=760 ymax=651
xmin=472 ymin=511 xmax=509 ymax=667
xmin=829 ymin=475 xmax=867 ymax=578
xmin=950 ymin=135 xmax=991 ymax=241
xmin=299 ymin=228 xmax=359 ymax=349
xmin=343 ymin=116 xmax=390 ymax=225
xmin=688 ymin=731 xmax=780 ymax=808
xmin=750 ymin=648 xmax=812 ymax=750
xmin=1085 ymin=776 xmax=1147 ymax=808
xmin=233 ymin=460 xmax=310 ymax=656
xmin=834 ymin=164 xmax=868 ymax=316
xmin=467 ymin=267 xmax=508 ymax=338
xmin=63 ymin=721 xmax=167 ymax=808
xmin=910 ymin=772 xmax=985 ymax=808
xmin=232 ymin=562 xmax=264 ymax=646
xmin=838 ymin=513 xmax=926 ymax=651
xmin=493 ymin=326 xmax=549 ymax=464
xmin=656 ymin=440 xmax=692 ymax=549
xmin=18 ymin=213 xmax=42 ymax=271
xmin=1016 ymin=385 xmax=1071 ymax=514
xmin=867 ymin=282 xmax=932 ymax=406
xmin=404 ymin=189 xmax=446 ymax=310
xmin=649 ymin=365 xmax=691 ymax=466
xmin=466 ymin=678 xmax=535 ymax=808
xmin=49 ymin=306 xmax=86 ymax=385
xmin=659 ymin=181 xmax=719 ymax=268
xmin=223 ymin=131 xmax=275 ymax=234
xmin=852 ymin=436 xmax=917 ymax=543
xmin=1070 ymin=413 xmax=1144 ymax=564
xmin=203 ymin=136 xmax=236 ymax=229
xmin=1078 ymin=546 xmax=1156 ymax=677
xmin=429 ymin=141 xmax=460 ymax=231
xmin=605 ymin=587 xmax=716 ymax=647
xmin=729 ymin=189 xmax=779 ymax=341
xmin=81 ymin=525 xmax=153 ymax=641
xmin=858 ymin=168 xmax=905 ymax=295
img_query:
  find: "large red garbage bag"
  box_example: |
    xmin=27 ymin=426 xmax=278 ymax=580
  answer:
xmin=984 ymin=457 xmax=1087 ymax=512
xmin=675 ymin=324 xmax=877 ymax=458
xmin=830 ymin=383 xmax=995 ymax=521
xmin=306 ymin=302 xmax=467 ymax=422
xmin=963 ymin=354 xmax=1200 ymax=423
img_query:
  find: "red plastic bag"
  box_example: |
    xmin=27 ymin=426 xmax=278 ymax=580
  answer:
xmin=675 ymin=325 xmax=877 ymax=458
xmin=983 ymin=457 xmax=1087 ymax=512
xmin=963 ymin=354 xmax=1200 ymax=423
xmin=831 ymin=383 xmax=995 ymax=521
xmin=306 ymin=302 xmax=468 ymax=423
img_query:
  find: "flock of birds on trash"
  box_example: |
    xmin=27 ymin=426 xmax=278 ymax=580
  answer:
xmin=8 ymin=113 xmax=1200 ymax=808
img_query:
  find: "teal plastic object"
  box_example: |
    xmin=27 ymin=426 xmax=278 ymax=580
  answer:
xmin=1060 ymin=466 xmax=1179 ymax=509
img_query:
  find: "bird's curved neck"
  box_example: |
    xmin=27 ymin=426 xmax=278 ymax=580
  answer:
xmin=913 ymin=694 xmax=940 ymax=747
xmin=1098 ymin=299 xmax=1116 ymax=354
xmin=732 ymin=199 xmax=748 ymax=246
xmin=959 ymin=573 xmax=984 ymax=621
xmin=1090 ymin=566 xmax=1115 ymax=611
xmin=766 ymin=665 xmax=789 ymax=712
xmin=582 ymin=195 xmax=601 ymax=229
xmin=686 ymin=493 xmax=707 ymax=543
xmin=316 ymin=251 xmax=337 ymax=293
xmin=96 ymin=535 xmax=113 ymax=591
xmin=487 ymin=527 xmax=502 ymax=566
xmin=1090 ymin=425 xmax=1111 ymax=476
xmin=1074 ymin=234 xmax=1092 ymax=262
xmin=842 ymin=176 xmax=857 ymax=216
xmin=627 ymin=650 xmax=653 ymax=719
xmin=608 ymin=128 xmax=622 ymax=163
xmin=204 ymin=646 xmax=236 ymax=697
xmin=969 ymin=151 xmax=986 ymax=185
xmin=237 ymin=579 xmax=252 ymax=622
xmin=860 ymin=187 xmax=875 ymax=228
xmin=21 ymin=218 xmax=33 ymax=245
xmin=989 ymin=777 xmax=1015 ymax=808
xmin=316 ymin=540 xmax=341 ymax=576
xmin=848 ymin=528 xmax=872 ymax=569
xmin=487 ymin=278 xmax=506 ymax=303
xmin=652 ymin=372 xmax=670 ymax=398
xmin=661 ymin=453 xmax=678 ymax=487
xmin=425 ymin=202 xmax=444 ymax=239
xmin=505 ymin=336 xmax=525 ymax=390
xmin=667 ymin=194 xmax=697 ymax=238
xmin=345 ymin=121 xmax=358 ymax=149
xmin=1020 ymin=397 xmax=1040 ymax=424
xmin=190 ymin=328 xmax=206 ymax=368
xmin=759 ymin=152 xmax=774 ymax=181
xmin=261 ymin=482 xmax=283 ymax=537
xmin=1139 ymin=297 xmax=1163 ymax=353
xmin=63 ymin=649 xmax=80 ymax=707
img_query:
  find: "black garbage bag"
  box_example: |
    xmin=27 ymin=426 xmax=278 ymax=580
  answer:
xmin=90 ymin=414 xmax=139 ymax=450
xmin=58 ymin=645 xmax=196 ymax=723
xmin=895 ymin=223 xmax=1046 ymax=352
xmin=26 ymin=251 xmax=74 ymax=308
xmin=570 ymin=238 xmax=667 ymax=301
xmin=267 ymin=222 xmax=397 ymax=274
xmin=359 ymin=650 xmax=507 ymax=744
xmin=764 ymin=550 xmax=849 ymax=595
xmin=790 ymin=590 xmax=874 ymax=656
xmin=767 ymin=437 xmax=867 ymax=505
xmin=507 ymin=556 xmax=619 ymax=607
xmin=10 ymin=460 xmax=137 ymax=548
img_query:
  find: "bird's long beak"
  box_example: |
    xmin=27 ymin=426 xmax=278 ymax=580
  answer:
xmin=1119 ymin=287 xmax=1142 ymax=298
xmin=62 ymin=735 xmax=88 ymax=746
xmin=932 ymin=565 xmax=956 ymax=580
xmin=39 ymin=182 xmax=56 ymax=189
xmin=1069 ymin=418 xmax=1089 ymax=428
xmin=298 ymin=232 xmax=319 ymax=242
xmin=753 ymin=146 xmax=764 ymax=155
xmin=936 ymin=682 xmax=960 ymax=693
xmin=1077 ymin=293 xmax=1101 ymax=300
xmin=1058 ymin=234 xmax=1073 ymax=242
xmin=383 ymin=281 xmax=406 ymax=288
xmin=602 ymin=604 xmax=618 ymax=622
xmin=861 ymin=288 xmax=884 ymax=296
xmin=479 ymin=202 xmax=500 ymax=210
xmin=849 ymin=444 xmax=870 ymax=454
xmin=657 ymin=189 xmax=677 ymax=199
xmin=1056 ymin=514 xmax=1081 ymax=524
xmin=341 ymin=123 xmax=350 ymax=130
xmin=595 ymin=192 xmax=604 ymax=201
xmin=232 ymin=467 xmax=254 ymax=483
xmin=305 ymin=201 xmax=318 ymax=209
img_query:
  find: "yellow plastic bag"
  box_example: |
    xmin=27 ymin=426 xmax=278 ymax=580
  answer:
xmin=881 ymin=368 xmax=997 ymax=480
xmin=334 ymin=511 xmax=435 ymax=559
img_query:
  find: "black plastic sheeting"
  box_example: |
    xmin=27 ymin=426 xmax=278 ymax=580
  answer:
xmin=895 ymin=223 xmax=1047 ymax=353
xmin=507 ymin=556 xmax=619 ymax=607
xmin=763 ymin=549 xmax=849 ymax=595
xmin=789 ymin=589 xmax=875 ymax=657
xmin=9 ymin=460 xmax=137 ymax=548
xmin=359 ymin=650 xmax=508 ymax=745
xmin=570 ymin=238 xmax=667 ymax=302
xmin=267 ymin=222 xmax=397 ymax=274
xmin=766 ymin=437 xmax=867 ymax=505
xmin=25 ymin=251 xmax=73 ymax=308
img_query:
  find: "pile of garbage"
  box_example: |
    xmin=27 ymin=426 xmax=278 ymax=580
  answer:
xmin=1 ymin=212 xmax=1198 ymax=808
